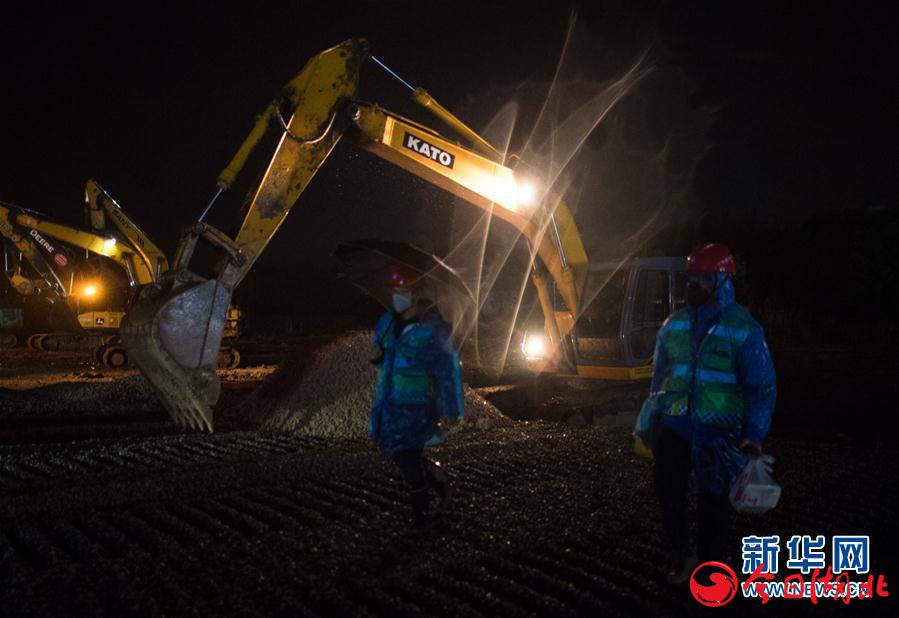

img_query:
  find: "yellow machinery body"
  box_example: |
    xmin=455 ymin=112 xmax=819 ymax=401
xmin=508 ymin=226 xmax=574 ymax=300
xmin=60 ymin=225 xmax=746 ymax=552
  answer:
xmin=1 ymin=183 xmax=240 ymax=364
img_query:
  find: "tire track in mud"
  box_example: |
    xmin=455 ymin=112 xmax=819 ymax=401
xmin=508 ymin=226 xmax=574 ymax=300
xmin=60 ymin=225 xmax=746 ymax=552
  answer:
xmin=0 ymin=433 xmax=323 ymax=498
xmin=7 ymin=477 xmax=383 ymax=564
xmin=4 ymin=481 xmax=373 ymax=566
xmin=164 ymin=500 xmax=235 ymax=541
xmin=500 ymin=549 xmax=622 ymax=614
xmin=352 ymin=578 xmax=443 ymax=618
xmin=415 ymin=569 xmax=525 ymax=615
xmin=1 ymin=424 xmax=895 ymax=616
xmin=277 ymin=484 xmax=370 ymax=526
xmin=243 ymin=487 xmax=334 ymax=529
xmin=382 ymin=574 xmax=483 ymax=618
xmin=69 ymin=514 xmax=136 ymax=559
xmin=3 ymin=523 xmax=65 ymax=568
xmin=546 ymin=538 xmax=670 ymax=614
xmin=449 ymin=561 xmax=579 ymax=616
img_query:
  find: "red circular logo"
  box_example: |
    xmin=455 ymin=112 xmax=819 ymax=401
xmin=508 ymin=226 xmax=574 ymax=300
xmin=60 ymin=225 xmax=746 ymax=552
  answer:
xmin=54 ymin=253 xmax=68 ymax=267
xmin=690 ymin=561 xmax=738 ymax=607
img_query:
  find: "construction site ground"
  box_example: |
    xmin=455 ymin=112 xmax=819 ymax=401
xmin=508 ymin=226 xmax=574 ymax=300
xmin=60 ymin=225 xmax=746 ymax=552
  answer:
xmin=1 ymin=337 xmax=896 ymax=616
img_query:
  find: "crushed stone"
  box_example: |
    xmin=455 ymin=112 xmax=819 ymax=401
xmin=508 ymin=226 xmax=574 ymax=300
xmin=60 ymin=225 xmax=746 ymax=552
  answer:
xmin=222 ymin=331 xmax=511 ymax=436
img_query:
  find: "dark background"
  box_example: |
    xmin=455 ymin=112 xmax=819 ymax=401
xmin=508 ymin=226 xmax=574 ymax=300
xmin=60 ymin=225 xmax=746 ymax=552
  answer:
xmin=1 ymin=1 xmax=895 ymax=332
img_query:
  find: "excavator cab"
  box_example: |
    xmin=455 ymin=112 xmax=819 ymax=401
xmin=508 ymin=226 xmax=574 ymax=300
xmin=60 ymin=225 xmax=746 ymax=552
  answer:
xmin=523 ymin=258 xmax=685 ymax=379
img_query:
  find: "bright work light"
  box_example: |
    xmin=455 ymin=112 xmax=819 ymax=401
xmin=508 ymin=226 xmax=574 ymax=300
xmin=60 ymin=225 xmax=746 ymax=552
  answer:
xmin=522 ymin=332 xmax=548 ymax=359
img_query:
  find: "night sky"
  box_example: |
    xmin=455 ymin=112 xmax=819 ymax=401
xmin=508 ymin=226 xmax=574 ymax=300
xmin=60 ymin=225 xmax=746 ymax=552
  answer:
xmin=1 ymin=1 xmax=894 ymax=317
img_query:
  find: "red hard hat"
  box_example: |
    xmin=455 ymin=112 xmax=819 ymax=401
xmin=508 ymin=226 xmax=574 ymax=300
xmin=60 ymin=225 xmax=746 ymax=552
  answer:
xmin=687 ymin=243 xmax=736 ymax=274
xmin=387 ymin=263 xmax=420 ymax=289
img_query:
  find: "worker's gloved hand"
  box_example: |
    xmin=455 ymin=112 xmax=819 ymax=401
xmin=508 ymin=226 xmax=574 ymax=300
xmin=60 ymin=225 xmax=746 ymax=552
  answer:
xmin=740 ymin=439 xmax=763 ymax=459
xmin=633 ymin=436 xmax=653 ymax=459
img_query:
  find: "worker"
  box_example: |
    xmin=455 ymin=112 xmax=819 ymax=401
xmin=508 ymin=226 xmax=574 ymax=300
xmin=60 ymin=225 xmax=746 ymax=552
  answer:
xmin=637 ymin=243 xmax=776 ymax=584
xmin=370 ymin=263 xmax=464 ymax=527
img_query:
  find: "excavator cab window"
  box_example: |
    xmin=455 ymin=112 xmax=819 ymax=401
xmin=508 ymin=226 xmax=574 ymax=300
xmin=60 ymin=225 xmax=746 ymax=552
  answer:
xmin=673 ymin=271 xmax=688 ymax=311
xmin=629 ymin=269 xmax=669 ymax=360
xmin=549 ymin=280 xmax=568 ymax=313
xmin=573 ymin=269 xmax=627 ymax=361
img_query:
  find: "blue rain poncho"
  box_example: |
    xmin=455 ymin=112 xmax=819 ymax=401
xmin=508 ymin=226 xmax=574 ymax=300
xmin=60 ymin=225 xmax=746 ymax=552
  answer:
xmin=370 ymin=308 xmax=464 ymax=456
xmin=641 ymin=274 xmax=777 ymax=493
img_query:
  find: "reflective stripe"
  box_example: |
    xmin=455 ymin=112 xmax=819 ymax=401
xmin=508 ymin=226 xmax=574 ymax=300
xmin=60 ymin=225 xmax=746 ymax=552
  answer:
xmin=697 ymin=368 xmax=738 ymax=384
xmin=672 ymin=363 xmax=691 ymax=377
xmin=694 ymin=408 xmax=740 ymax=426
xmin=393 ymin=356 xmax=413 ymax=368
xmin=713 ymin=325 xmax=750 ymax=343
xmin=659 ymin=305 xmax=759 ymax=429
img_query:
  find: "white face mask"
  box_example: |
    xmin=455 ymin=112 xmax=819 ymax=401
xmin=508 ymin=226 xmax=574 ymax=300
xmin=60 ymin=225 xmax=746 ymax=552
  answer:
xmin=392 ymin=291 xmax=413 ymax=313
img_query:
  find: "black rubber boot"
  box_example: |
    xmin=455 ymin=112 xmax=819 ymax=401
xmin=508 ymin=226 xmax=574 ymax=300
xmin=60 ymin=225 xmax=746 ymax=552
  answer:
xmin=653 ymin=426 xmax=692 ymax=567
xmin=410 ymin=486 xmax=431 ymax=527
xmin=666 ymin=550 xmax=699 ymax=586
xmin=425 ymin=460 xmax=454 ymax=514
xmin=697 ymin=492 xmax=731 ymax=563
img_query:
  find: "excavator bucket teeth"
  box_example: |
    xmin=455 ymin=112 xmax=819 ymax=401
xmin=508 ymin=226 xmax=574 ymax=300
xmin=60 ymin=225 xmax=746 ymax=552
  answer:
xmin=121 ymin=277 xmax=231 ymax=432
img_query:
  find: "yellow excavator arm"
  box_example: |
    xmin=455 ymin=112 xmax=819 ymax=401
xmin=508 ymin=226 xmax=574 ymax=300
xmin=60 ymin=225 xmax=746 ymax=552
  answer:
xmin=121 ymin=38 xmax=591 ymax=431
xmin=345 ymin=103 xmax=588 ymax=362
xmin=3 ymin=185 xmax=170 ymax=305
xmin=9 ymin=209 xmax=153 ymax=288
xmin=85 ymin=179 xmax=169 ymax=281
xmin=1 ymin=203 xmax=69 ymax=300
xmin=348 ymin=104 xmax=588 ymax=315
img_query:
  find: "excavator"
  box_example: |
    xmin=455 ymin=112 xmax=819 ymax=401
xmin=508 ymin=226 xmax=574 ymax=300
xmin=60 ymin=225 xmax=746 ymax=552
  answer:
xmin=121 ymin=38 xmax=682 ymax=431
xmin=0 ymin=181 xmax=243 ymax=366
xmin=87 ymin=180 xmax=243 ymax=367
xmin=1 ymin=191 xmax=162 ymax=365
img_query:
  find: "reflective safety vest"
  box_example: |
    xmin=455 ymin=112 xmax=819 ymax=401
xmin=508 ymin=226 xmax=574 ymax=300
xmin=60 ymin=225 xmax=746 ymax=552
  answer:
xmin=660 ymin=305 xmax=756 ymax=429
xmin=378 ymin=320 xmax=436 ymax=407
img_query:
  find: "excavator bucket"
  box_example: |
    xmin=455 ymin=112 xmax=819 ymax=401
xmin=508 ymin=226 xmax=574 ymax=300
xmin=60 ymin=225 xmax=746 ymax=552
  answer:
xmin=118 ymin=40 xmax=368 ymax=431
xmin=120 ymin=277 xmax=232 ymax=431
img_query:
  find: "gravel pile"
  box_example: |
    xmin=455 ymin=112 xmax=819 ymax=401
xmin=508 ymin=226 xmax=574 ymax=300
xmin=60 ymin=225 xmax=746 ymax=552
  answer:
xmin=224 ymin=331 xmax=510 ymax=436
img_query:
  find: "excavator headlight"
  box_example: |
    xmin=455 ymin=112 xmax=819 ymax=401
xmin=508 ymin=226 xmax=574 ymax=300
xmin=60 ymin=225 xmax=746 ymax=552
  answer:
xmin=101 ymin=237 xmax=117 ymax=253
xmin=522 ymin=332 xmax=548 ymax=359
xmin=493 ymin=176 xmax=540 ymax=213
xmin=516 ymin=182 xmax=538 ymax=207
xmin=80 ymin=283 xmax=100 ymax=298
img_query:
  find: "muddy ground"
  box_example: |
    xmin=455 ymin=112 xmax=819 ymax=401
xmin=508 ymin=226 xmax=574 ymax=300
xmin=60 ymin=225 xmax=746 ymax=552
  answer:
xmin=1 ymin=338 xmax=896 ymax=616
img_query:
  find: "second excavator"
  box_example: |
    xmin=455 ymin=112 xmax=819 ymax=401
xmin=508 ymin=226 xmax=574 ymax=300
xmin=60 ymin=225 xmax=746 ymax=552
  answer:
xmin=1 ymin=180 xmax=242 ymax=366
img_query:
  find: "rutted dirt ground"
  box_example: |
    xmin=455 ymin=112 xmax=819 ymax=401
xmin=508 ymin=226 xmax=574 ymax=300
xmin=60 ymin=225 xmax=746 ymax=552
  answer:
xmin=1 ymin=339 xmax=897 ymax=616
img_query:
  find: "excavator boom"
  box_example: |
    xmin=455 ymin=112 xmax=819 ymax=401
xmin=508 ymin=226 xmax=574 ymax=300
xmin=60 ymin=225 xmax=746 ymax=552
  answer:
xmin=347 ymin=104 xmax=588 ymax=316
xmin=121 ymin=39 xmax=367 ymax=431
xmin=86 ymin=179 xmax=169 ymax=281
